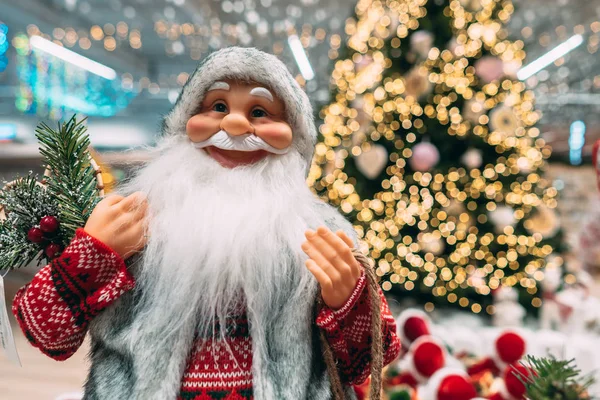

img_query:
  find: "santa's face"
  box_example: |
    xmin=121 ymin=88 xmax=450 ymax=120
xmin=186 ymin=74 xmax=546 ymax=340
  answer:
xmin=186 ymin=79 xmax=293 ymax=168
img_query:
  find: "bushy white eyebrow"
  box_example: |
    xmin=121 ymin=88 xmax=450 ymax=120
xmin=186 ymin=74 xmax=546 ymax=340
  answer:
xmin=249 ymin=87 xmax=274 ymax=102
xmin=207 ymin=81 xmax=230 ymax=91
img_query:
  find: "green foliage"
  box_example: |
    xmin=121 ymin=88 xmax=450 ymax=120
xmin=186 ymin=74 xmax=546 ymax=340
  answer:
xmin=36 ymin=116 xmax=101 ymax=238
xmin=0 ymin=176 xmax=59 ymax=269
xmin=519 ymin=356 xmax=595 ymax=400
xmin=0 ymin=116 xmax=101 ymax=270
xmin=389 ymin=391 xmax=411 ymax=400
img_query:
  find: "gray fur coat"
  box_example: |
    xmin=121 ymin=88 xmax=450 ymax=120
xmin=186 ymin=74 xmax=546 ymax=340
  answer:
xmin=82 ymin=202 xmax=357 ymax=400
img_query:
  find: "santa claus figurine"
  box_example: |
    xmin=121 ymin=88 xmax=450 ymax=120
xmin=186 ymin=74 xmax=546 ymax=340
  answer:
xmin=12 ymin=47 xmax=401 ymax=399
xmin=419 ymin=368 xmax=479 ymax=400
xmin=467 ymin=331 xmax=527 ymax=377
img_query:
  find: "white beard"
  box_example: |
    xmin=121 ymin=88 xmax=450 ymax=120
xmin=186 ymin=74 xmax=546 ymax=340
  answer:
xmin=119 ymin=136 xmax=325 ymax=346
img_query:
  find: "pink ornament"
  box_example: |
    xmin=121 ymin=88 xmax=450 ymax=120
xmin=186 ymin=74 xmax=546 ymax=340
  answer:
xmin=474 ymin=56 xmax=504 ymax=83
xmin=409 ymin=142 xmax=440 ymax=171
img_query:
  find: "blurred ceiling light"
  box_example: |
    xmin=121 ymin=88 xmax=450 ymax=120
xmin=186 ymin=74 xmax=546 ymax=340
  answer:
xmin=517 ymin=34 xmax=583 ymax=80
xmin=568 ymin=120 xmax=586 ymax=165
xmin=90 ymin=25 xmax=104 ymax=41
xmin=287 ymin=34 xmax=314 ymax=80
xmin=30 ymin=35 xmax=117 ymax=80
xmin=104 ymin=36 xmax=117 ymax=51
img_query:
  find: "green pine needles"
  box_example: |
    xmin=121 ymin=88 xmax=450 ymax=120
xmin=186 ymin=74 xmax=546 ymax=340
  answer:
xmin=0 ymin=116 xmax=101 ymax=270
xmin=0 ymin=176 xmax=60 ymax=269
xmin=36 ymin=116 xmax=101 ymax=236
xmin=520 ymin=356 xmax=596 ymax=400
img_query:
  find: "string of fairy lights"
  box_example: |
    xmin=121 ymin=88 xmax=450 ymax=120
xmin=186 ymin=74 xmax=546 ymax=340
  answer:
xmin=309 ymin=0 xmax=564 ymax=314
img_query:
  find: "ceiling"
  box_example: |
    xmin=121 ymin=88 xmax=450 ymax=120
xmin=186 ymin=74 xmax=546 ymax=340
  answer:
xmin=0 ymin=0 xmax=599 ymax=156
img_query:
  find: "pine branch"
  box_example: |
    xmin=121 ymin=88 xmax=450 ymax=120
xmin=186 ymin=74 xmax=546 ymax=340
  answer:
xmin=0 ymin=175 xmax=58 ymax=270
xmin=0 ymin=115 xmax=101 ymax=270
xmin=518 ymin=356 xmax=595 ymax=400
xmin=35 ymin=115 xmax=101 ymax=239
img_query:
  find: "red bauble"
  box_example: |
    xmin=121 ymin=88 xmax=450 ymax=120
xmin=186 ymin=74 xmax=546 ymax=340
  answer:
xmin=504 ymin=364 xmax=531 ymax=399
xmin=495 ymin=331 xmax=526 ymax=364
xmin=27 ymin=227 xmax=44 ymax=243
xmin=389 ymin=372 xmax=418 ymax=388
xmin=404 ymin=316 xmax=430 ymax=343
xmin=413 ymin=339 xmax=445 ymax=378
xmin=40 ymin=215 xmax=60 ymax=233
xmin=437 ymin=374 xmax=478 ymax=400
xmin=45 ymin=243 xmax=62 ymax=259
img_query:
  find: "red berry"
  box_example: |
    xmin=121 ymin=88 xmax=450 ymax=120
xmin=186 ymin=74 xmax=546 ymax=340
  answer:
xmin=40 ymin=215 xmax=60 ymax=233
xmin=27 ymin=227 xmax=44 ymax=243
xmin=44 ymin=243 xmax=62 ymax=259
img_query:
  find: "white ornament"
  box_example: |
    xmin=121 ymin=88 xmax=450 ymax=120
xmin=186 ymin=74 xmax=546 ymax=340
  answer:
xmin=517 ymin=156 xmax=532 ymax=173
xmin=489 ymin=106 xmax=519 ymax=133
xmin=410 ymin=31 xmax=434 ymax=58
xmin=461 ymin=148 xmax=483 ymax=169
xmin=409 ymin=142 xmax=440 ymax=171
xmin=463 ymin=98 xmax=486 ymax=124
xmin=488 ymin=206 xmax=516 ymax=232
xmin=419 ymin=234 xmax=445 ymax=255
xmin=492 ymin=286 xmax=525 ymax=328
xmin=355 ymin=144 xmax=388 ymax=179
xmin=556 ymin=287 xmax=588 ymax=335
xmin=540 ymin=264 xmax=563 ymax=331
xmin=525 ymin=205 xmax=560 ymax=238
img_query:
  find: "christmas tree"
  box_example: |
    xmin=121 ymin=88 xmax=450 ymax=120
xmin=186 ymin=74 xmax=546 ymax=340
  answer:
xmin=309 ymin=0 xmax=566 ymax=314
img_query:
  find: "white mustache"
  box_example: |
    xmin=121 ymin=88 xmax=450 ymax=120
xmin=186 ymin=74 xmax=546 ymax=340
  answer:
xmin=190 ymin=130 xmax=290 ymax=155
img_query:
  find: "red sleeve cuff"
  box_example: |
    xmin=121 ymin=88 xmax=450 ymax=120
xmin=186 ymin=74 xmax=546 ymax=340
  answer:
xmin=60 ymin=228 xmax=132 ymax=288
xmin=333 ymin=272 xmax=367 ymax=319
xmin=316 ymin=271 xmax=366 ymax=329
xmin=51 ymin=228 xmax=135 ymax=325
xmin=73 ymin=228 xmax=126 ymax=265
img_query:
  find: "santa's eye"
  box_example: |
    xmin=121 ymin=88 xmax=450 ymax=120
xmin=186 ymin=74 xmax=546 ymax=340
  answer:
xmin=213 ymin=102 xmax=228 ymax=113
xmin=251 ymin=108 xmax=267 ymax=118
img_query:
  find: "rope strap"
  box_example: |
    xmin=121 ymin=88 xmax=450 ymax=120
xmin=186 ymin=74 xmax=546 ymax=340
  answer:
xmin=319 ymin=249 xmax=383 ymax=400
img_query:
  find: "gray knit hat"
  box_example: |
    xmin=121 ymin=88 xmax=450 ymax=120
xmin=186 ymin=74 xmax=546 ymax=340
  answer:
xmin=162 ymin=47 xmax=317 ymax=169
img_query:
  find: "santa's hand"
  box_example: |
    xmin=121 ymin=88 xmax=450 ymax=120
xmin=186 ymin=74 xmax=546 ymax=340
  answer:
xmin=302 ymin=226 xmax=362 ymax=310
xmin=84 ymin=192 xmax=148 ymax=260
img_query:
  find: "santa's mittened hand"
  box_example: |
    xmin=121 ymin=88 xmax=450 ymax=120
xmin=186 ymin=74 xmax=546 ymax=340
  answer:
xmin=302 ymin=226 xmax=362 ymax=310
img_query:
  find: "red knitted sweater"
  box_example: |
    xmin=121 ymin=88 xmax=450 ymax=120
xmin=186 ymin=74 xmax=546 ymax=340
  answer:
xmin=13 ymin=229 xmax=401 ymax=399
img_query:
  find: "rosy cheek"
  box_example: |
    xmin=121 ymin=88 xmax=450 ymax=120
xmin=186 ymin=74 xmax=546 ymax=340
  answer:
xmin=186 ymin=114 xmax=220 ymax=142
xmin=255 ymin=122 xmax=293 ymax=150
